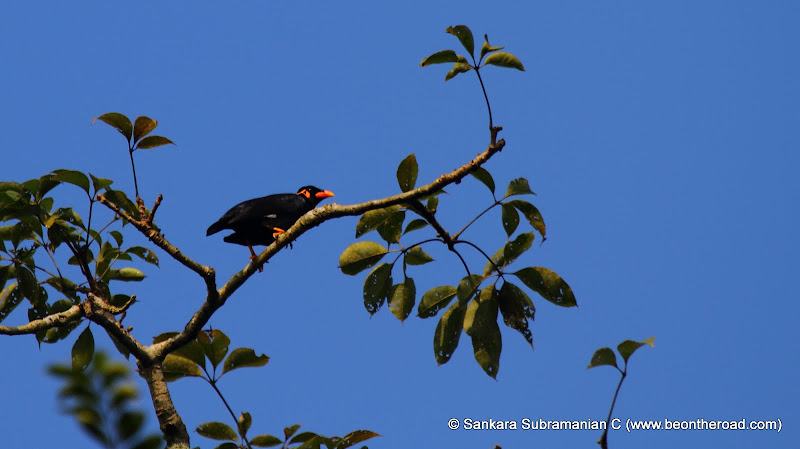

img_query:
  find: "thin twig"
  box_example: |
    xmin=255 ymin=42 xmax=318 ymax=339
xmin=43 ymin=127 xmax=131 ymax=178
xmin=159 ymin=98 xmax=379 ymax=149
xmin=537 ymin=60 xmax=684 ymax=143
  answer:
xmin=207 ymin=379 xmax=253 ymax=449
xmin=598 ymin=367 xmax=627 ymax=449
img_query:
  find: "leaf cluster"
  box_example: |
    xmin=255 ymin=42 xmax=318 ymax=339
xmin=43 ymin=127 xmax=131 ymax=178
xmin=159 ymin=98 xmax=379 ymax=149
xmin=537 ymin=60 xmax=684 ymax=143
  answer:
xmin=339 ymin=154 xmax=576 ymax=378
xmin=49 ymin=351 xmax=163 ymax=449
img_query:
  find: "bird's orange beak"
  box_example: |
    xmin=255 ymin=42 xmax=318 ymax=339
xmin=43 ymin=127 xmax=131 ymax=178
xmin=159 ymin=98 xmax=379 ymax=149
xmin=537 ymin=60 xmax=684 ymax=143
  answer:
xmin=315 ymin=190 xmax=335 ymax=199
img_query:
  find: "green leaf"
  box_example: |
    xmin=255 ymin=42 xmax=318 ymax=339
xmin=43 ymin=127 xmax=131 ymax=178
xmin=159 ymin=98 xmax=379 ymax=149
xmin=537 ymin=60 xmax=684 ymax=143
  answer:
xmin=480 ymin=34 xmax=504 ymax=60
xmin=50 ymin=169 xmax=91 ymax=196
xmin=289 ymin=432 xmax=317 ymax=444
xmin=213 ymin=444 xmax=239 ymax=449
xmin=403 ymin=218 xmax=428 ymax=235
xmin=196 ymin=422 xmax=238 ymax=442
xmin=126 ymin=246 xmax=159 ymax=266
xmin=117 ymin=411 xmax=145 ymax=440
xmin=418 ymin=285 xmax=457 ymax=318
xmin=93 ymin=113 xmax=133 ymax=143
xmin=198 ymin=329 xmax=230 ymax=370
xmin=433 ymin=300 xmax=466 ymax=365
xmin=404 ymin=246 xmax=434 ymax=266
xmin=470 ymin=167 xmax=495 ymax=195
xmin=498 ymin=282 xmax=535 ymax=347
xmin=355 ymin=205 xmax=401 ymax=238
xmin=501 ymin=203 xmax=519 ymax=237
xmin=72 ymin=327 xmax=95 ymax=372
xmin=129 ymin=435 xmax=165 ymax=449
xmin=587 ymin=348 xmax=618 ymax=369
xmin=420 ymin=49 xmax=459 ymax=67
xmin=504 ymin=177 xmax=534 ymax=197
xmin=284 ymin=424 xmax=301 ymax=440
xmin=484 ymin=233 xmax=535 ymax=275
xmin=238 ymin=412 xmax=252 ymax=436
xmin=396 ymin=154 xmax=418 ymax=193
xmin=446 ymin=25 xmax=475 ymax=57
xmin=110 ymin=384 xmax=137 ymax=408
xmin=376 ymin=210 xmax=405 ymax=244
xmin=457 ymin=274 xmax=484 ymax=303
xmin=221 ymin=348 xmax=270 ymax=375
xmin=162 ymin=354 xmax=204 ymax=381
xmin=513 ymin=267 xmax=576 ymax=307
xmin=363 ymin=262 xmax=392 ymax=316
xmin=133 ymin=116 xmax=158 ymax=144
xmin=338 ymin=241 xmax=388 ymax=275
xmin=89 ymin=174 xmax=113 ymax=193
xmin=0 ymin=282 xmax=21 ymax=324
xmin=507 ymin=199 xmax=546 ymax=240
xmin=445 ymin=62 xmax=473 ymax=81
xmin=154 ymin=333 xmax=206 ymax=369
xmin=618 ymin=337 xmax=655 ymax=364
xmin=389 ymin=276 xmax=416 ymax=323
xmin=136 ymin=136 xmax=175 ymax=150
xmin=250 ymin=434 xmax=282 ymax=447
xmin=426 ymin=195 xmax=439 ymax=213
xmin=336 ymin=430 xmax=380 ymax=449
xmin=107 ymin=267 xmax=146 ymax=282
xmin=483 ymin=51 xmax=525 ymax=71
xmin=109 ymin=230 xmax=123 ymax=246
xmin=463 ymin=287 xmax=501 ymax=378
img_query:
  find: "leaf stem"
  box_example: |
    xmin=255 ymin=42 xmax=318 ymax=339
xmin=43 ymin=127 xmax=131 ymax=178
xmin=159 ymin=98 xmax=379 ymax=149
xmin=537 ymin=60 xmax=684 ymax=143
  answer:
xmin=452 ymin=200 xmax=501 ymax=240
xmin=207 ymin=379 xmax=253 ymax=449
xmin=473 ymin=65 xmax=494 ymax=131
xmin=128 ymin=147 xmax=140 ymax=200
xmin=598 ymin=367 xmax=627 ymax=449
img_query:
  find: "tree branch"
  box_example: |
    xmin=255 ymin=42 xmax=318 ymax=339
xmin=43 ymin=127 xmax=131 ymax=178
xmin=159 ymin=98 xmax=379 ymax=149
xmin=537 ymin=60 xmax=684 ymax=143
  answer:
xmin=0 ymin=305 xmax=82 ymax=335
xmin=83 ymin=297 xmax=152 ymax=363
xmin=140 ymin=362 xmax=190 ymax=449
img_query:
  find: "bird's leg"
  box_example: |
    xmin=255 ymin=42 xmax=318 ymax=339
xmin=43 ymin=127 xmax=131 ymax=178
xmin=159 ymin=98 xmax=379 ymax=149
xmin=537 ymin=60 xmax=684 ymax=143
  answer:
xmin=248 ymin=244 xmax=263 ymax=273
xmin=269 ymin=227 xmax=293 ymax=249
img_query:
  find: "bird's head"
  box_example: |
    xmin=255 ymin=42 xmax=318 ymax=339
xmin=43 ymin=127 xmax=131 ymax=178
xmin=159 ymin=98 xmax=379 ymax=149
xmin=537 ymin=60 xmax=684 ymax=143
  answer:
xmin=297 ymin=185 xmax=335 ymax=205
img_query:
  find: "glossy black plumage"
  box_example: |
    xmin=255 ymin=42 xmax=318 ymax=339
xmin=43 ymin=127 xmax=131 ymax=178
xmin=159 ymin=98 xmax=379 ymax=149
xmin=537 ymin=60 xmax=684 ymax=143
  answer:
xmin=207 ymin=185 xmax=334 ymax=257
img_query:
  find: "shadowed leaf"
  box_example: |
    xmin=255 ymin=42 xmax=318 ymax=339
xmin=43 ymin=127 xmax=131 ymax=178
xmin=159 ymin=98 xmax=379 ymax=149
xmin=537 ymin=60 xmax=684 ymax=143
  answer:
xmin=198 ymin=329 xmax=230 ymax=369
xmin=339 ymin=241 xmax=388 ymax=275
xmin=587 ymin=348 xmax=618 ymax=369
xmin=356 ymin=205 xmax=401 ymax=238
xmin=498 ymin=282 xmax=535 ymax=347
xmin=89 ymin=174 xmax=113 ymax=193
xmin=72 ymin=327 xmax=95 ymax=372
xmin=464 ymin=288 xmax=501 ymax=378
xmin=51 ymin=170 xmax=91 ymax=196
xmin=484 ymin=233 xmax=534 ymax=275
xmin=117 ymin=411 xmax=144 ymax=439
xmin=470 ymin=167 xmax=495 ymax=195
xmin=446 ymin=25 xmax=475 ymax=57
xmin=404 ymin=246 xmax=434 ymax=266
xmin=403 ymin=218 xmax=428 ymax=235
xmin=420 ymin=49 xmax=459 ymax=67
xmin=507 ymin=199 xmax=546 ymax=240
xmin=222 ymin=348 xmax=270 ymax=375
xmin=433 ymin=300 xmax=466 ymax=365
xmin=396 ymin=154 xmax=418 ymax=193
xmin=238 ymin=412 xmax=252 ymax=436
xmin=505 ymin=177 xmax=534 ymax=197
xmin=376 ymin=210 xmax=405 ymax=244
xmin=363 ymin=263 xmax=392 ymax=315
xmin=484 ymin=51 xmax=525 ymax=71
xmin=513 ymin=267 xmax=576 ymax=307
xmin=501 ymin=203 xmax=519 ymax=236
xmin=250 ymin=434 xmax=282 ymax=447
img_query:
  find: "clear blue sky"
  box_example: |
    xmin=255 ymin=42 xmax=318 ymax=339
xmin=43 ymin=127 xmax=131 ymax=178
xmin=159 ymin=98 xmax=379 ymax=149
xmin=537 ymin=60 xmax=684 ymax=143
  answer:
xmin=1 ymin=2 xmax=797 ymax=448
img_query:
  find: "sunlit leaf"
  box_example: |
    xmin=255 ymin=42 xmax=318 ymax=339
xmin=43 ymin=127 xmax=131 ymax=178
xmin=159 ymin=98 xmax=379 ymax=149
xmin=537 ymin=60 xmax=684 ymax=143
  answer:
xmin=403 ymin=218 xmax=428 ymax=235
xmin=446 ymin=25 xmax=475 ymax=57
xmin=133 ymin=116 xmax=158 ymax=144
xmin=136 ymin=136 xmax=174 ymax=150
xmin=198 ymin=329 xmax=230 ymax=369
xmin=338 ymin=241 xmax=388 ymax=275
xmin=513 ymin=266 xmax=576 ymax=307
xmin=355 ymin=205 xmax=401 ymax=238
xmin=107 ymin=267 xmax=146 ymax=282
xmin=417 ymin=285 xmax=457 ymax=318
xmin=587 ymin=348 xmax=618 ymax=369
xmin=465 ymin=288 xmax=501 ymax=378
xmin=420 ymin=49 xmax=459 ymax=67
xmin=72 ymin=327 xmax=95 ymax=372
xmin=93 ymin=113 xmax=133 ymax=143
xmin=50 ymin=170 xmax=91 ymax=196
xmin=389 ymin=276 xmax=415 ymax=323
xmin=222 ymin=348 xmax=270 ymax=375
xmin=483 ymin=51 xmax=525 ymax=71
xmin=363 ymin=263 xmax=392 ymax=316
xmin=457 ymin=274 xmax=484 ymax=303
xmin=618 ymin=337 xmax=655 ymax=364
xmin=196 ymin=422 xmax=238 ymax=442
xmin=445 ymin=62 xmax=472 ymax=81
xmin=480 ymin=34 xmax=504 ymax=60
xmin=376 ymin=210 xmax=405 ymax=244
xmin=163 ymin=354 xmax=204 ymax=381
xmin=504 ymin=177 xmax=534 ymax=197
xmin=89 ymin=174 xmax=113 ymax=193
xmin=404 ymin=246 xmax=434 ymax=266
xmin=336 ymin=430 xmax=381 ymax=449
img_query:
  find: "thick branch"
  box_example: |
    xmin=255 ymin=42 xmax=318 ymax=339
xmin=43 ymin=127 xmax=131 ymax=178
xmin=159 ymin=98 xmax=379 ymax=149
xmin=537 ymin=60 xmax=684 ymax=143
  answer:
xmin=84 ymin=297 xmax=152 ymax=363
xmin=140 ymin=362 xmax=190 ymax=449
xmin=0 ymin=305 xmax=82 ymax=335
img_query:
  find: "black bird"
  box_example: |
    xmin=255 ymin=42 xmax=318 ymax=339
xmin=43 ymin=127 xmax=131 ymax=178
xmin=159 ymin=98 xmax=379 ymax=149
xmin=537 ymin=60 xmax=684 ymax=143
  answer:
xmin=207 ymin=186 xmax=335 ymax=266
